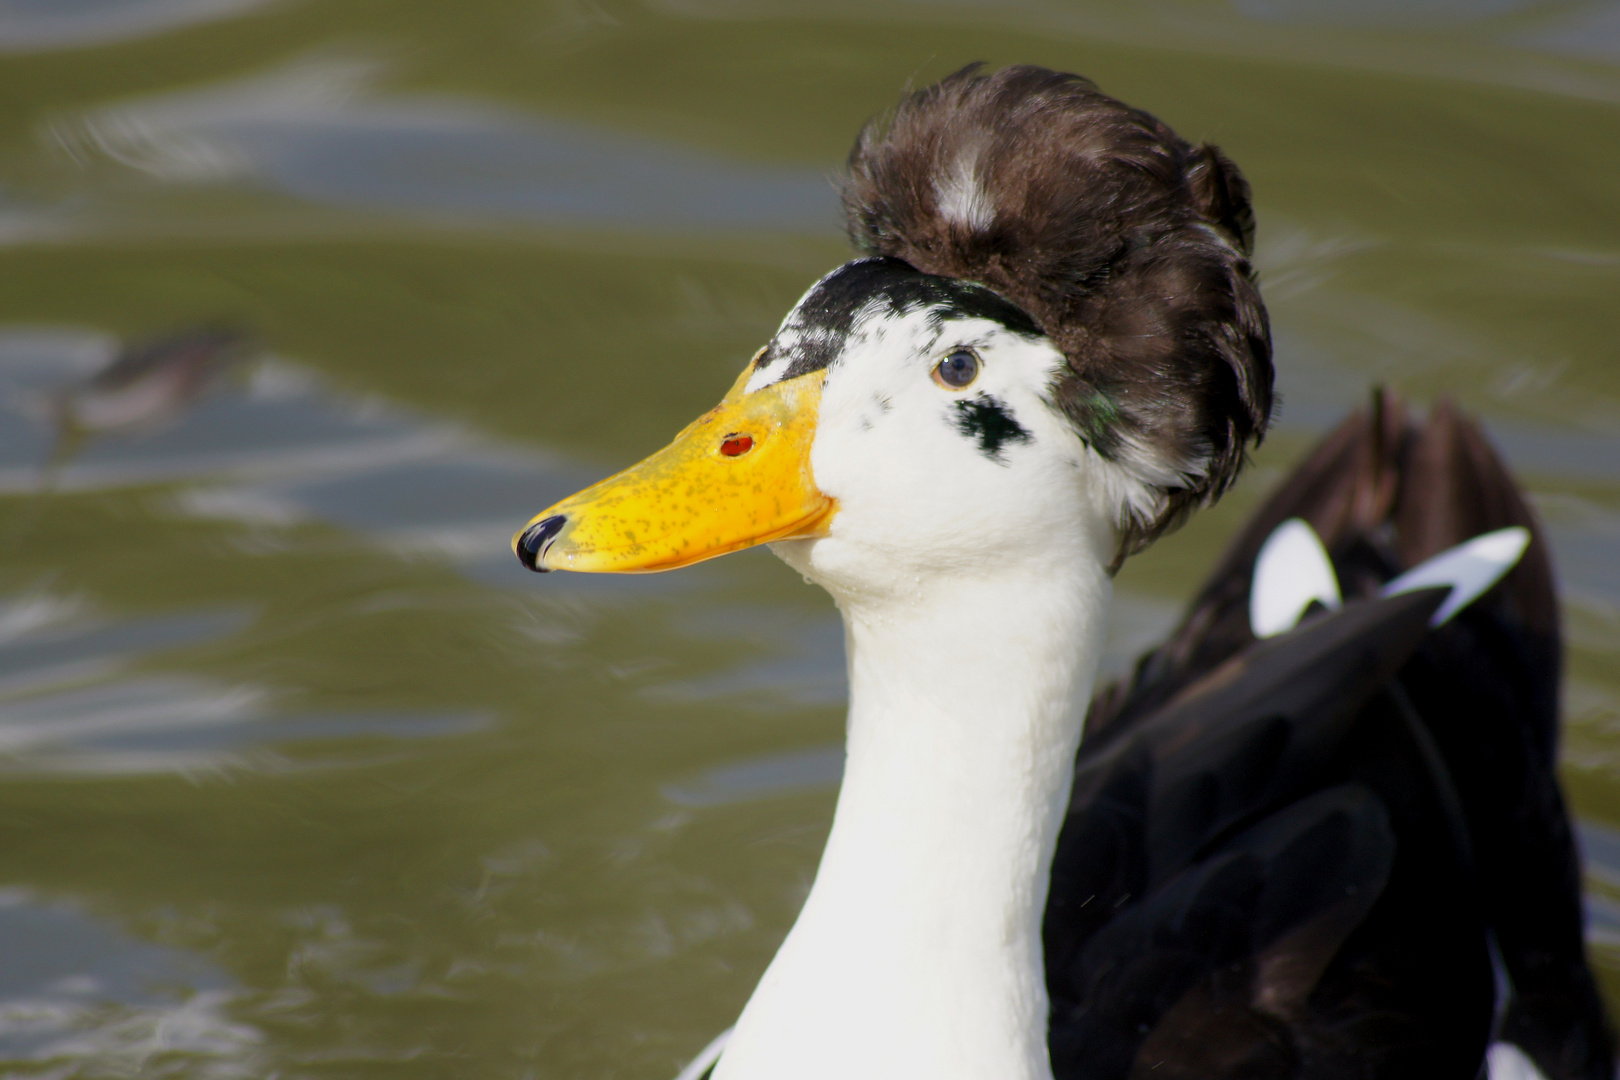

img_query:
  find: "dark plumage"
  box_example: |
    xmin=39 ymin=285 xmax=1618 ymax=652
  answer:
xmin=1047 ymin=391 xmax=1613 ymax=1080
xmin=752 ymin=256 xmax=1042 ymax=386
xmin=952 ymin=392 xmax=1032 ymax=462
xmin=842 ymin=64 xmax=1273 ymax=560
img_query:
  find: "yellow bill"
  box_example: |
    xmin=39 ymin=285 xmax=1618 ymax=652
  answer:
xmin=512 ymin=364 xmax=836 ymax=573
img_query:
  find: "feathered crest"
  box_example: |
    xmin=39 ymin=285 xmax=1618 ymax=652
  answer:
xmin=842 ymin=64 xmax=1274 ymax=562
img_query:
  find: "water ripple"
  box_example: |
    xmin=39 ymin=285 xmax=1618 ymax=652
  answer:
xmin=0 ymin=0 xmax=272 ymax=55
xmin=47 ymin=55 xmax=840 ymax=235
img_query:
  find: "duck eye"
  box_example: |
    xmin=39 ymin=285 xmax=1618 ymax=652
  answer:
xmin=932 ymin=349 xmax=980 ymax=390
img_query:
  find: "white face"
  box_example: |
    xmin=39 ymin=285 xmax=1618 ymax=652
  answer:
xmin=758 ymin=265 xmax=1124 ymax=604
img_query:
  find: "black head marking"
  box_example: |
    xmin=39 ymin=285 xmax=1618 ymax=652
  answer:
xmin=952 ymin=393 xmax=1032 ymax=463
xmin=753 ymin=257 xmax=1043 ymax=385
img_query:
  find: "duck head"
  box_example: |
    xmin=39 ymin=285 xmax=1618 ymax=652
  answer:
xmin=514 ymin=256 xmax=1109 ymax=599
xmin=515 ymin=64 xmax=1275 ymax=592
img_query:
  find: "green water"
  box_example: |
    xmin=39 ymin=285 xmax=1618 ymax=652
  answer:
xmin=1 ymin=1 xmax=1619 ymax=1075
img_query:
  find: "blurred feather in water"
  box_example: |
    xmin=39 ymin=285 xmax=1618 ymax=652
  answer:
xmin=1 ymin=324 xmax=255 ymax=551
xmin=47 ymin=324 xmax=255 ymax=466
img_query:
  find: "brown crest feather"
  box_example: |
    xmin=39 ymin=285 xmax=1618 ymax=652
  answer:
xmin=841 ymin=64 xmax=1274 ymax=561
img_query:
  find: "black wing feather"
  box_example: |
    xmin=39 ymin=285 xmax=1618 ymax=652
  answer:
xmin=1047 ymin=590 xmax=1488 ymax=1079
xmin=1048 ymin=391 xmax=1612 ymax=1080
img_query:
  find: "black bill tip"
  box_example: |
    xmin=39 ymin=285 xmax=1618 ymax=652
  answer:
xmin=516 ymin=515 xmax=567 ymax=573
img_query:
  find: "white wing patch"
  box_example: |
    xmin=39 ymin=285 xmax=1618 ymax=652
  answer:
xmin=1250 ymin=518 xmax=1342 ymax=638
xmin=1486 ymin=1041 xmax=1551 ymax=1080
xmin=1382 ymin=526 xmax=1530 ymax=627
xmin=1249 ymin=520 xmax=1531 ymax=638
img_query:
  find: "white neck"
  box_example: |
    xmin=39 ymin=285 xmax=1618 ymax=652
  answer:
xmin=712 ymin=554 xmax=1111 ymax=1080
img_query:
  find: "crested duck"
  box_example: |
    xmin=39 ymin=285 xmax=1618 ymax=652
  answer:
xmin=511 ymin=65 xmax=1612 ymax=1080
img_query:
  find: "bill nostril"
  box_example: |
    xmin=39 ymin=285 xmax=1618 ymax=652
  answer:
xmin=516 ymin=515 xmax=567 ymax=572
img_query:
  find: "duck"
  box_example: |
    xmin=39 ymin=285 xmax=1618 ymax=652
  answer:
xmin=511 ymin=65 xmax=1613 ymax=1080
xmin=45 ymin=324 xmax=253 ymax=466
